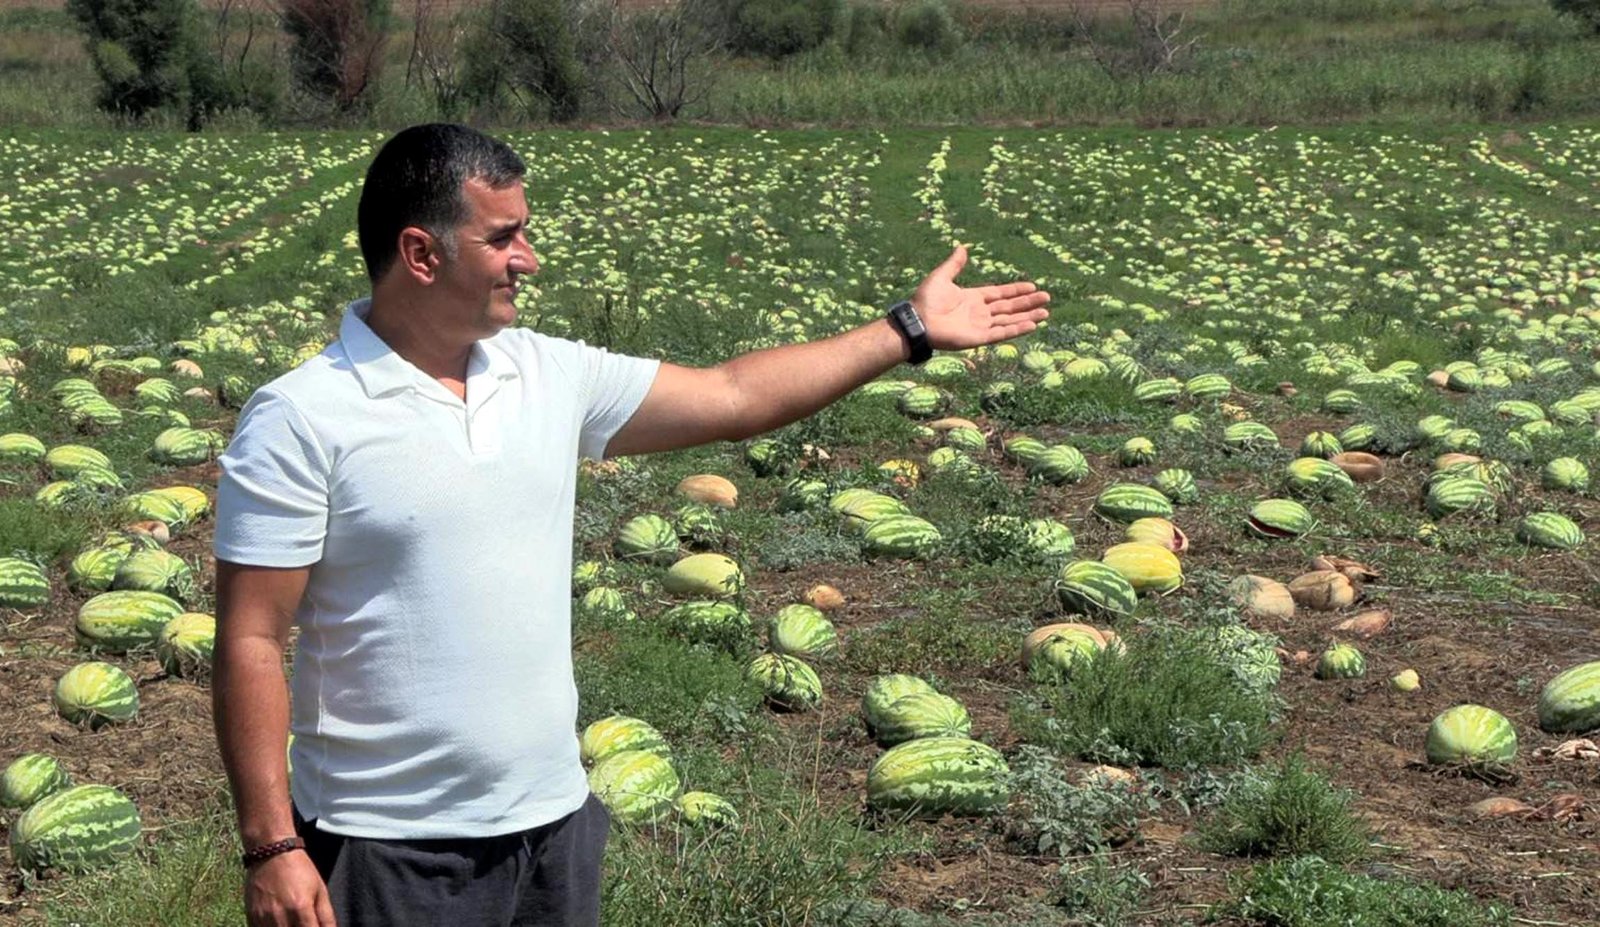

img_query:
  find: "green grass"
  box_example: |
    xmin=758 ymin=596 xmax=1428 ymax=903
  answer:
xmin=1213 ymin=855 xmax=1512 ymax=926
xmin=1195 ymin=753 xmax=1372 ymax=862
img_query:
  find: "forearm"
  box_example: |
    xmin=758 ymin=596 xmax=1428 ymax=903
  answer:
xmin=213 ymin=635 xmax=297 ymax=846
xmin=720 ymin=316 xmax=910 ymax=440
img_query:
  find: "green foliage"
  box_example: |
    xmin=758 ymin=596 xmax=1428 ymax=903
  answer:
xmin=65 ymin=0 xmax=235 ymax=129
xmin=1054 ymin=850 xmax=1151 ymax=927
xmin=1196 ymin=754 xmax=1371 ymax=862
xmin=280 ymin=0 xmax=392 ymax=111
xmin=715 ymin=0 xmax=844 ymax=59
xmin=1550 ymin=0 xmax=1600 ymax=31
xmin=893 ymin=0 xmax=961 ymax=55
xmin=839 ymin=0 xmax=890 ymax=58
xmin=1216 ymin=855 xmax=1513 ymax=927
xmin=0 ymin=498 xmax=97 ymax=563
xmin=1006 ymin=746 xmax=1160 ymax=856
xmin=1015 ymin=625 xmax=1277 ymax=770
xmin=461 ymin=0 xmax=585 ymax=122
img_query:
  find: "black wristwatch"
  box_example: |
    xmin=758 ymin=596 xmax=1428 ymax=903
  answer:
xmin=887 ymin=300 xmax=933 ymax=366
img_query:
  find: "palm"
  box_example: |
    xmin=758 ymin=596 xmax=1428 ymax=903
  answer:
xmin=910 ymin=246 xmax=1051 ymax=351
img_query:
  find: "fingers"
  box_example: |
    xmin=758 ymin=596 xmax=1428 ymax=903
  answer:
xmin=932 ymin=245 xmax=969 ymax=282
xmin=980 ymin=280 xmax=1040 ymax=301
xmin=315 ymin=885 xmax=338 ymax=927
xmin=989 ymin=292 xmax=1052 ymax=316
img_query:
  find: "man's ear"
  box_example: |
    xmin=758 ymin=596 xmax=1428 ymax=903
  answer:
xmin=397 ymin=226 xmax=442 ymax=285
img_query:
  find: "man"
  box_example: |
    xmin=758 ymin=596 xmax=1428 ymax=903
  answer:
xmin=212 ymin=123 xmax=1048 ymax=927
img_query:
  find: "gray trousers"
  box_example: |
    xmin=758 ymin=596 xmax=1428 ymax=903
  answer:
xmin=293 ymin=795 xmax=610 ymax=927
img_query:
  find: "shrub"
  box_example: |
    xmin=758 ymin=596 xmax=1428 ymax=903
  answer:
xmin=1196 ymin=753 xmax=1371 ymax=862
xmin=1551 ymin=0 xmax=1600 ymax=34
xmin=1013 ymin=625 xmax=1277 ymax=770
xmin=1218 ymin=855 xmax=1512 ymax=927
xmin=716 ymin=0 xmax=843 ymax=59
xmin=65 ymin=0 xmax=236 ymax=129
xmin=281 ymin=0 xmax=392 ymax=112
xmin=839 ymin=0 xmax=890 ymax=59
xmin=1053 ymin=850 xmax=1151 ymax=927
xmin=893 ymin=0 xmax=960 ymax=55
xmin=461 ymin=0 xmax=586 ymax=122
xmin=1006 ymin=746 xmax=1160 ymax=856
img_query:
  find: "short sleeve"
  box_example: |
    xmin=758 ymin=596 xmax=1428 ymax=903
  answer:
xmin=574 ymin=341 xmax=661 ymax=461
xmin=214 ymin=389 xmax=331 ymax=568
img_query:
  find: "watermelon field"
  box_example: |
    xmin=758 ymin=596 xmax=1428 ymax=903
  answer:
xmin=3 ymin=123 xmax=1600 ymax=924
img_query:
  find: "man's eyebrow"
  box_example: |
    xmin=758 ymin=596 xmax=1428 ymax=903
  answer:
xmin=486 ymin=218 xmax=530 ymax=237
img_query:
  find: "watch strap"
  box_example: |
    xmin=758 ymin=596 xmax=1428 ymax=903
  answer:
xmin=887 ymin=301 xmax=933 ymax=366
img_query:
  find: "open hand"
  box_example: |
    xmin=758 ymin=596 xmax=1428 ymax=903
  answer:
xmin=910 ymin=246 xmax=1051 ymax=351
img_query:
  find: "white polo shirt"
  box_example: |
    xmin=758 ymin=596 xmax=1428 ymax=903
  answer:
xmin=214 ymin=297 xmax=660 ymax=839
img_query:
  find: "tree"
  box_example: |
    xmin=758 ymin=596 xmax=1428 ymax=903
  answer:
xmin=461 ymin=0 xmax=586 ymax=122
xmin=1069 ymin=0 xmax=1200 ymax=83
xmin=280 ymin=0 xmax=391 ymax=112
xmin=596 ymin=0 xmax=726 ymax=120
xmin=66 ymin=0 xmax=235 ymax=129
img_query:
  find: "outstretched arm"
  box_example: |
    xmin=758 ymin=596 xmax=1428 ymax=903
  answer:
xmin=605 ymin=246 xmax=1049 ymax=457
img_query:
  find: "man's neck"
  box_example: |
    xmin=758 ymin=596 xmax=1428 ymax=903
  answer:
xmin=364 ymin=290 xmax=473 ymax=384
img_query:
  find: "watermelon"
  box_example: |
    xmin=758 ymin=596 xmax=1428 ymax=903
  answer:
xmin=1167 ymin=413 xmax=1203 ymax=434
xmin=133 ymin=378 xmax=180 ymax=405
xmin=1185 ymin=373 xmax=1231 ymax=400
xmin=120 ymin=491 xmax=189 ymax=529
xmin=587 ymin=750 xmax=679 ymax=824
xmin=1100 ymin=542 xmax=1182 ymax=595
xmin=1424 ymin=476 xmax=1495 ymax=519
xmin=1425 ymin=704 xmax=1517 ymax=766
xmin=658 ymin=600 xmax=750 ymax=646
xmin=1314 ymin=643 xmax=1366 ymax=680
xmin=0 ymin=754 xmax=72 ymax=810
xmin=745 ymin=653 xmax=823 ymax=711
xmin=53 ymin=661 xmax=139 ymax=727
xmin=866 ymin=737 xmax=1009 ymax=817
xmin=923 ymin=355 xmax=968 ymax=381
xmin=1022 ymin=518 xmax=1075 ymax=560
xmin=1093 ymin=484 xmax=1174 ymax=523
xmin=1247 ymin=499 xmax=1315 ymax=538
xmin=9 ymin=784 xmax=142 ymax=873
xmin=1063 ymin=358 xmax=1108 ymax=381
xmin=1028 ymin=445 xmax=1089 ymax=485
xmin=671 ymin=503 xmax=723 ymax=548
xmin=744 ymin=439 xmax=786 ymax=477
xmin=44 ymin=444 xmax=111 ymax=479
xmin=777 ymin=477 xmax=829 ymax=513
xmin=1124 ymin=517 xmax=1188 ymax=553
xmin=614 ymin=514 xmax=680 ymax=565
xmin=1494 ymin=399 xmax=1545 ymax=423
xmin=979 ymin=381 xmax=1016 ymax=413
xmin=863 ymin=675 xmax=937 ymax=731
xmin=149 ymin=428 xmax=216 ymax=466
xmin=873 ymin=692 xmax=972 ymax=746
xmin=112 ymin=549 xmax=197 ymax=603
xmin=1200 ymin=624 xmax=1282 ymax=695
xmin=944 ymin=427 xmax=987 ymax=454
xmin=861 ymin=515 xmax=942 ymax=559
xmin=156 ymin=612 xmax=216 ymax=678
xmin=1537 ymin=661 xmax=1600 ymax=734
xmin=35 ymin=480 xmax=91 ymax=508
xmin=579 ymin=716 xmax=670 ymax=767
xmin=71 ymin=464 xmax=124 ymax=493
xmin=1322 ymin=390 xmax=1362 ymax=414
xmin=1298 ymin=431 xmax=1343 ymax=458
xmin=1116 ymin=437 xmax=1157 ymax=468
xmin=1337 ymin=423 xmax=1377 ymax=450
xmin=571 ymin=559 xmax=616 ymax=594
xmin=1133 ymin=378 xmax=1181 ymax=403
xmin=1002 ymin=435 xmax=1047 ymax=466
xmin=76 ymin=590 xmax=185 ymax=652
xmin=832 ymin=490 xmax=911 ymax=531
xmin=0 ymin=557 xmax=50 ymax=609
xmin=1056 ymin=560 xmax=1138 ymax=619
xmin=1151 ymin=468 xmax=1198 ymax=504
xmin=0 ymin=432 xmax=47 ymax=464
xmin=1022 ymin=623 xmax=1107 ymax=680
xmin=1020 ymin=350 xmax=1056 ymax=375
xmin=1541 ymin=458 xmax=1590 ymax=492
xmin=897 ymin=385 xmax=949 ymax=418
xmin=1222 ymin=421 xmax=1279 ymax=451
xmin=676 ymin=791 xmax=738 ymax=828
xmin=1283 ymin=457 xmax=1355 ymax=500
xmin=768 ymin=604 xmax=837 ymax=658
xmin=1516 ymin=512 xmax=1584 ymax=550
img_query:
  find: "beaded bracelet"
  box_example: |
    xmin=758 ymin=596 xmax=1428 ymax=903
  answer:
xmin=242 ymin=836 xmax=306 ymax=868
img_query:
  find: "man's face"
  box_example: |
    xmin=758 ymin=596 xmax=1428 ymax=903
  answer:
xmin=432 ymin=176 xmax=540 ymax=339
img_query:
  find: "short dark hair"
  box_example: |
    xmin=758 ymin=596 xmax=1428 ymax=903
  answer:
xmin=357 ymin=124 xmax=527 ymax=283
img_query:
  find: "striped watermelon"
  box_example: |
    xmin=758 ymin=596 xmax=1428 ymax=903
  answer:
xmin=1425 ymin=704 xmax=1517 ymax=766
xmin=861 ymin=515 xmax=942 ymax=559
xmin=745 ymin=653 xmax=823 ymax=711
xmin=1424 ymin=476 xmax=1495 ymax=519
xmin=768 ymin=604 xmax=837 ymax=658
xmin=1542 ymin=458 xmax=1590 ymax=492
xmin=156 ymin=612 xmax=216 ymax=678
xmin=1022 ymin=623 xmax=1107 ymax=680
xmin=1100 ymin=542 xmax=1182 ymax=595
xmin=897 ymin=385 xmax=949 ymax=418
xmin=1516 ymin=512 xmax=1584 ymax=550
xmin=0 ymin=557 xmax=50 ymax=609
xmin=1284 ymin=457 xmax=1356 ymax=500
xmin=1063 ymin=358 xmax=1107 ymax=381
xmin=1337 ymin=423 xmax=1377 ymax=450
xmin=866 ymin=737 xmax=1009 ymax=817
xmin=1322 ymin=390 xmax=1362 ymax=414
xmin=1151 ymin=468 xmax=1198 ymax=504
xmin=35 ymin=480 xmax=91 ymax=509
xmin=979 ymin=381 xmax=1016 ymax=413
xmin=1055 ymin=560 xmax=1138 ymax=619
xmin=1 ymin=754 xmax=72 ymax=810
xmin=1028 ymin=445 xmax=1090 ymax=485
xmin=133 ymin=378 xmax=180 ymax=405
xmin=0 ymin=432 xmax=46 ymax=464
xmin=744 ymin=438 xmax=786 ymax=477
xmin=44 ymin=444 xmax=111 ymax=479
xmin=1315 ymin=643 xmax=1366 ymax=680
xmin=1117 ymin=437 xmax=1157 ymax=467
xmin=149 ymin=428 xmax=216 ymax=466
xmin=1124 ymin=517 xmax=1188 ymax=553
xmin=1298 ymin=431 xmax=1343 ymax=458
xmin=1246 ymin=499 xmax=1315 ymax=538
xmin=1440 ymin=427 xmax=1481 ymax=453
xmin=1537 ymin=661 xmax=1600 ymax=734
xmin=873 ymin=692 xmax=972 ymax=746
xmin=923 ymin=355 xmax=968 ymax=380
xmin=1494 ymin=399 xmax=1545 ymax=423
xmin=587 ymin=750 xmax=679 ymax=824
xmin=579 ymin=586 xmax=635 ymax=622
xmin=1167 ymin=413 xmax=1203 ymax=435
xmin=671 ymin=503 xmax=723 ymax=548
xmin=9 ymin=784 xmax=142 ymax=873
xmin=833 ymin=490 xmax=911 ymax=531
xmin=1023 ymin=519 xmax=1076 ymax=560
xmin=1094 ymin=484 xmax=1174 ymax=523
xmin=863 ymin=675 xmax=937 ymax=731
xmin=614 ymin=514 xmax=680 ymax=565
xmin=71 ymin=464 xmax=124 ymax=493
xmin=1133 ymin=378 xmax=1181 ymax=403
xmin=777 ymin=477 xmax=829 ymax=512
xmin=119 ymin=491 xmax=189 ymax=529
xmin=53 ymin=661 xmax=139 ymax=727
xmin=859 ymin=379 xmax=915 ymax=398
xmin=944 ymin=427 xmax=987 ymax=454
xmin=658 ymin=600 xmax=750 ymax=646
xmin=676 ymin=791 xmax=739 ymax=828
xmin=1222 ymin=421 xmax=1279 ymax=451
xmin=76 ymin=590 xmax=185 ymax=652
xmin=579 ymin=716 xmax=670 ymax=767
xmin=1001 ymin=434 xmax=1047 ymax=466
xmin=1185 ymin=373 xmax=1232 ymax=400
xmin=112 ymin=549 xmax=197 ymax=603
xmin=1547 ymin=400 xmax=1591 ymax=427
xmin=571 ymin=559 xmax=616 ymax=594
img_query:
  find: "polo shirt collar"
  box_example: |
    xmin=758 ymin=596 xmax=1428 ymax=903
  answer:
xmin=339 ymin=297 xmax=518 ymax=401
